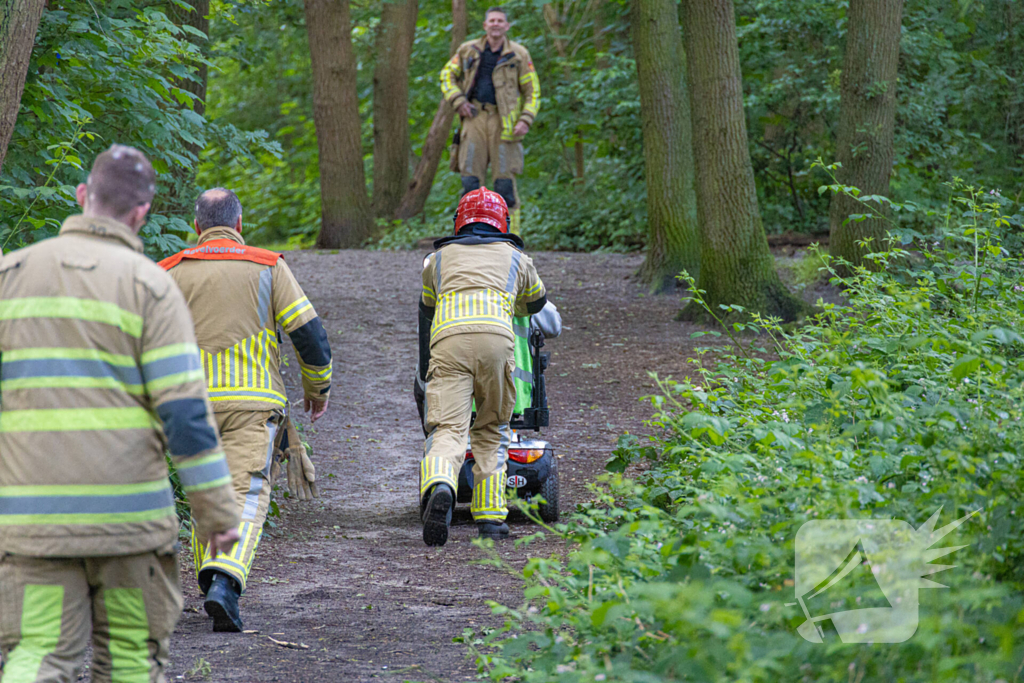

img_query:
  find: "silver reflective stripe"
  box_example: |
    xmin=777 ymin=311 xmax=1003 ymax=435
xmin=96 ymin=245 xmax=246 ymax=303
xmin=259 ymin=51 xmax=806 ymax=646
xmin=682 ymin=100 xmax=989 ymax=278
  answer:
xmin=465 ymin=141 xmax=476 ymax=174
xmin=177 ymin=458 xmax=231 ymax=490
xmin=513 ymin=367 xmax=533 ymax=385
xmin=2 ymin=358 xmax=142 ymax=385
xmin=242 ymin=476 xmax=263 ymax=520
xmin=0 ymin=487 xmax=174 ymax=515
xmin=262 ymin=420 xmax=278 ymax=478
xmin=257 ymin=267 xmax=273 ymax=327
xmin=513 ymin=323 xmax=529 ymax=338
xmin=423 ymin=379 xmax=430 ymax=427
xmin=434 ymin=250 xmax=442 ymax=295
xmin=505 ymin=251 xmax=522 ymax=293
xmin=495 ymin=423 xmax=511 ymax=469
xmin=498 ymin=144 xmax=508 ymax=175
xmin=424 ymin=432 xmax=435 ymax=457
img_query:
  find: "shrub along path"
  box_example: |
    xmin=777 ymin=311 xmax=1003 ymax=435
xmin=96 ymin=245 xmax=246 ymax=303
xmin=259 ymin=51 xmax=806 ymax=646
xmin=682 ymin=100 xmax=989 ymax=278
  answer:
xmin=166 ymin=249 xmax=697 ymax=682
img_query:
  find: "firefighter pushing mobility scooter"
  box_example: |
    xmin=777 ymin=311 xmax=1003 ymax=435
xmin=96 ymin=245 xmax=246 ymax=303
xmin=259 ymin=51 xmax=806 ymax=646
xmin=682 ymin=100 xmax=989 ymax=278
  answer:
xmin=415 ymin=188 xmax=560 ymax=547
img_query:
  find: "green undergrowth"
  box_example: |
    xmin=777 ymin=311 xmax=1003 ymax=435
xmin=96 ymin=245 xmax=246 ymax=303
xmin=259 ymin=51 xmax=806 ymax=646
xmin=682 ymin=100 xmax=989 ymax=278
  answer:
xmin=463 ymin=181 xmax=1024 ymax=681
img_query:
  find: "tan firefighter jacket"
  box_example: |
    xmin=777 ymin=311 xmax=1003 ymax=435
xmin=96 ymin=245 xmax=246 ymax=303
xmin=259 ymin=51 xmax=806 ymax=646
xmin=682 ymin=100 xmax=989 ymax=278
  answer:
xmin=160 ymin=227 xmax=332 ymax=414
xmin=0 ymin=215 xmax=239 ymax=557
xmin=440 ymin=36 xmax=541 ymax=142
xmin=420 ymin=232 xmax=547 ymax=346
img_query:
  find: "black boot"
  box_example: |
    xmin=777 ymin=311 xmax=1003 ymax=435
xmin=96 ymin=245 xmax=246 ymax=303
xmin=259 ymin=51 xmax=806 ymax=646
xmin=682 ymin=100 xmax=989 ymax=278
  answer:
xmin=204 ymin=572 xmax=243 ymax=632
xmin=477 ymin=521 xmax=509 ymax=540
xmin=422 ymin=484 xmax=454 ymax=547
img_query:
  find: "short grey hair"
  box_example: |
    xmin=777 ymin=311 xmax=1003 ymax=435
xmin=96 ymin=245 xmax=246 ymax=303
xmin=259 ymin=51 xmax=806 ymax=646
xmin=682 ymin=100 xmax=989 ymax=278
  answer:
xmin=194 ymin=188 xmax=243 ymax=230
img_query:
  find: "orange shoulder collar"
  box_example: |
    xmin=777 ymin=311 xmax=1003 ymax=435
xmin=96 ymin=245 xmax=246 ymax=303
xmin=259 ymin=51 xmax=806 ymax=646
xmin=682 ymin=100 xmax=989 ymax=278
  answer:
xmin=159 ymin=239 xmax=282 ymax=270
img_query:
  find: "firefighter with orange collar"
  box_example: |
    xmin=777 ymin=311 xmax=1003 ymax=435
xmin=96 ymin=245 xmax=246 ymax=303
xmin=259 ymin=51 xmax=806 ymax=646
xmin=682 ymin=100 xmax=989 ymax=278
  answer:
xmin=160 ymin=188 xmax=332 ymax=631
xmin=418 ymin=188 xmax=547 ymax=545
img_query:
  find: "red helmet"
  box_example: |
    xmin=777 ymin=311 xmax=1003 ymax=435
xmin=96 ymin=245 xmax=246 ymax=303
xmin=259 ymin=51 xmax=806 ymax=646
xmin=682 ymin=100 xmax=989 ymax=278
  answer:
xmin=454 ymin=187 xmax=510 ymax=234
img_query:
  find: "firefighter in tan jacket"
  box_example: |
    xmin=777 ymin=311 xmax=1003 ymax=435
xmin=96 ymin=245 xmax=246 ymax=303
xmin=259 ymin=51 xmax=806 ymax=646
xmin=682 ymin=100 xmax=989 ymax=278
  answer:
xmin=160 ymin=188 xmax=332 ymax=632
xmin=440 ymin=6 xmax=540 ymax=234
xmin=418 ymin=188 xmax=547 ymax=546
xmin=0 ymin=145 xmax=239 ymax=683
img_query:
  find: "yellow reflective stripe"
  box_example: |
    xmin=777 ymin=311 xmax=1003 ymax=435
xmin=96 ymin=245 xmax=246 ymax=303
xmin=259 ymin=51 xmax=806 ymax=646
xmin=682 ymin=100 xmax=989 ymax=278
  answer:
xmin=0 ymin=407 xmax=154 ymax=433
xmin=3 ymin=347 xmax=134 ymax=365
xmin=300 ymin=365 xmax=332 ymax=380
xmin=105 ymin=588 xmax=152 ymax=681
xmin=3 ymin=584 xmax=62 ymax=680
xmin=140 ymin=343 xmax=198 ymax=364
xmin=521 ymin=71 xmax=541 ymax=116
xmin=0 ymin=297 xmax=142 ymax=337
xmin=440 ymin=55 xmax=464 ymax=100
xmin=431 ymin=316 xmax=512 ymax=337
xmin=0 ymin=480 xmax=170 ymax=497
xmin=0 ymin=509 xmax=175 ymax=525
xmin=280 ymin=303 xmax=313 ymax=327
xmin=0 ymin=376 xmax=145 ymax=394
xmin=276 ymin=297 xmax=310 ymax=324
xmin=523 ymin=280 xmax=544 ymax=297
xmin=144 ymin=369 xmax=205 ymax=392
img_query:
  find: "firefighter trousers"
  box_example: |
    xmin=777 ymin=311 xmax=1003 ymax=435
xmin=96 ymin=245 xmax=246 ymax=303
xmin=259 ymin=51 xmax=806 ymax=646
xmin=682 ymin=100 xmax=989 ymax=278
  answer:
xmin=420 ymin=332 xmax=516 ymax=523
xmin=0 ymin=550 xmax=182 ymax=683
xmin=192 ymin=410 xmax=279 ymax=594
xmin=459 ymin=101 xmax=524 ymax=234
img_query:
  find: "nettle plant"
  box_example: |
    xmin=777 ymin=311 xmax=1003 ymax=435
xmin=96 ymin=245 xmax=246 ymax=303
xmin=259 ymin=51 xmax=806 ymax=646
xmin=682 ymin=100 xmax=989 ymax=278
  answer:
xmin=465 ymin=181 xmax=1024 ymax=682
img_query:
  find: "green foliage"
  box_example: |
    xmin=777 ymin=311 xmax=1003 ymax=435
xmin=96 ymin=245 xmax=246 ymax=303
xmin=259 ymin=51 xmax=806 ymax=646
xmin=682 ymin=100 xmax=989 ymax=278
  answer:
xmin=466 ymin=182 xmax=1024 ymax=680
xmin=0 ymin=0 xmax=277 ymax=259
xmin=739 ymin=0 xmax=1024 ymax=236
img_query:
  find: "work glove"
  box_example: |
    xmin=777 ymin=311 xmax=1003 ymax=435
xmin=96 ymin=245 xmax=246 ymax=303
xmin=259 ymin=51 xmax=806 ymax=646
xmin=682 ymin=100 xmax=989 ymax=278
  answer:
xmin=282 ymin=416 xmax=318 ymax=500
xmin=287 ymin=448 xmax=318 ymax=501
xmin=530 ymin=301 xmax=563 ymax=339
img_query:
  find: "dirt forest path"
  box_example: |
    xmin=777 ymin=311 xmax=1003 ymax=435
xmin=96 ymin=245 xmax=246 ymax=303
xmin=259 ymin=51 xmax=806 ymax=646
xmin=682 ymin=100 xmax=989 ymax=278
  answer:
xmin=167 ymin=250 xmax=696 ymax=683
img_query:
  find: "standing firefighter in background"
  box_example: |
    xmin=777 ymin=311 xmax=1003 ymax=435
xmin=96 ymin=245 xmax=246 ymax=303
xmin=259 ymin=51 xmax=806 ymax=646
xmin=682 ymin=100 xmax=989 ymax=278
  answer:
xmin=418 ymin=188 xmax=547 ymax=546
xmin=440 ymin=6 xmax=540 ymax=235
xmin=0 ymin=145 xmax=240 ymax=683
xmin=160 ymin=189 xmax=332 ymax=632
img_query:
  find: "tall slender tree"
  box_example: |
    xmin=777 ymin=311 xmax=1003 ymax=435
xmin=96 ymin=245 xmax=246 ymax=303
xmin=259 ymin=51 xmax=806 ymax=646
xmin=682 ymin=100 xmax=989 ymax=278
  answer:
xmin=396 ymin=0 xmax=466 ymax=220
xmin=632 ymin=0 xmax=699 ymax=292
xmin=305 ymin=0 xmax=374 ymax=248
xmin=681 ymin=0 xmax=805 ymax=321
xmin=829 ymin=0 xmax=903 ymax=270
xmin=0 ymin=0 xmax=45 ymax=176
xmin=372 ymin=0 xmax=419 ymax=218
xmin=542 ymin=2 xmax=585 ymax=182
xmin=169 ymin=0 xmax=210 ymax=118
xmin=167 ymin=0 xmax=210 ymax=217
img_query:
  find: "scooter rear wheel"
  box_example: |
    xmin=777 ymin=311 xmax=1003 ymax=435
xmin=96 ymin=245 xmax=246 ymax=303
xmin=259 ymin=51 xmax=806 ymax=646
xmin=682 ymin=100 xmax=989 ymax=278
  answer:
xmin=537 ymin=455 xmax=559 ymax=523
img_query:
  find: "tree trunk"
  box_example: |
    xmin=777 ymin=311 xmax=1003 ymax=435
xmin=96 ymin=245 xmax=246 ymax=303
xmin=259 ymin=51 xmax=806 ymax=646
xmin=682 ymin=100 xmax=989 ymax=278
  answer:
xmin=305 ymin=0 xmax=374 ymax=248
xmin=0 ymin=0 xmax=45 ymax=176
xmin=166 ymin=0 xmax=209 ymax=217
xmin=543 ymin=3 xmax=585 ymax=184
xmin=828 ymin=0 xmax=903 ymax=271
xmin=169 ymin=0 xmax=209 ymax=117
xmin=632 ymin=0 xmax=699 ymax=293
xmin=395 ymin=0 xmax=466 ymax=220
xmin=680 ymin=0 xmax=805 ymax=321
xmin=372 ymin=0 xmax=419 ymax=218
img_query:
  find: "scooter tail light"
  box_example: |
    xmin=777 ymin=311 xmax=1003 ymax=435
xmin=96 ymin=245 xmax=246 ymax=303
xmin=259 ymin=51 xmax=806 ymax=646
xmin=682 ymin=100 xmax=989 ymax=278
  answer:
xmin=508 ymin=448 xmax=544 ymax=464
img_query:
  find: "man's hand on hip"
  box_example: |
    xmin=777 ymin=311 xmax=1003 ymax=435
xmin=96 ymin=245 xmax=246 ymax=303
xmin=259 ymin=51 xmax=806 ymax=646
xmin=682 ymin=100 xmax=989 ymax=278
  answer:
xmin=209 ymin=528 xmax=240 ymax=557
xmin=305 ymin=397 xmax=329 ymax=423
xmin=513 ymin=121 xmax=530 ymax=137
